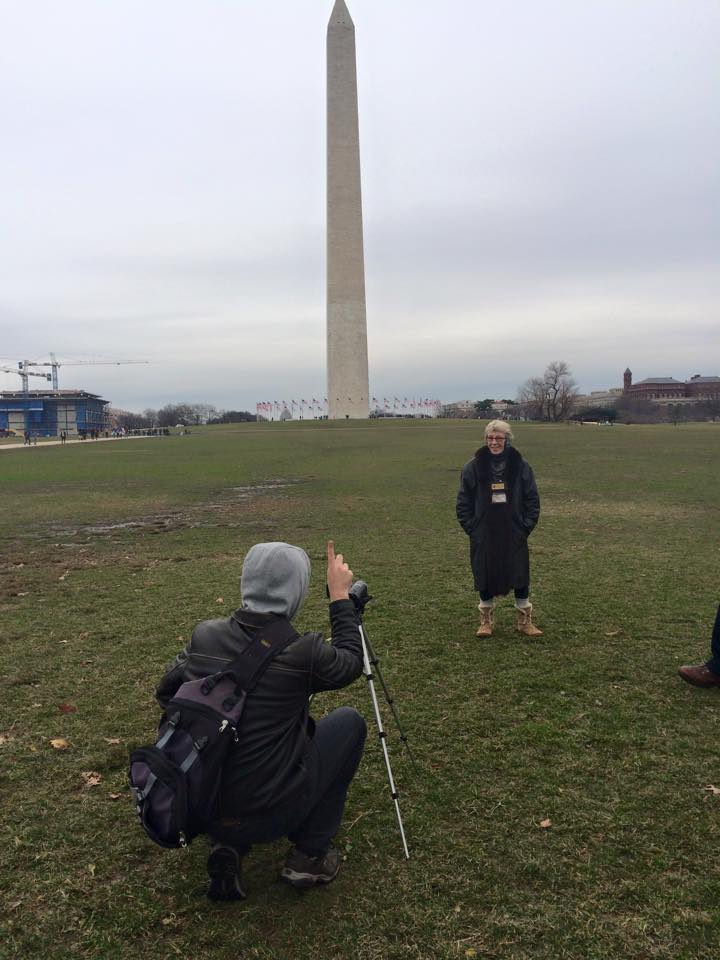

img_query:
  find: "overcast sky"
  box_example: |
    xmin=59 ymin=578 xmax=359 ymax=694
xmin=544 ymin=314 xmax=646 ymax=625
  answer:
xmin=1 ymin=0 xmax=718 ymax=411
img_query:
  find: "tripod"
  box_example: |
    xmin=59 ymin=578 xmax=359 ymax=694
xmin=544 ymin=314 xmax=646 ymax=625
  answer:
xmin=350 ymin=581 xmax=412 ymax=860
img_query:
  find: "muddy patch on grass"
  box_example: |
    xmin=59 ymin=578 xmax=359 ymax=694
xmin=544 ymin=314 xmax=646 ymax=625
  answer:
xmin=224 ymin=479 xmax=303 ymax=499
xmin=212 ymin=478 xmax=307 ymax=509
xmin=61 ymin=513 xmax=192 ymax=536
xmin=38 ymin=478 xmax=306 ymax=540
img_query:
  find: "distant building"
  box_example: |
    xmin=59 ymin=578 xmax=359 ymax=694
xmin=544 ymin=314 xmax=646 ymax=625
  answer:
xmin=574 ymin=388 xmax=623 ymax=408
xmin=0 ymin=389 xmax=109 ymax=437
xmin=686 ymin=375 xmax=720 ymax=399
xmin=623 ymin=369 xmax=720 ymax=402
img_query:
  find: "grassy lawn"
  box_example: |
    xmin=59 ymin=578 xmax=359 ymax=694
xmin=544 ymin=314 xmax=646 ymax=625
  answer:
xmin=2 ymin=419 xmax=720 ymax=959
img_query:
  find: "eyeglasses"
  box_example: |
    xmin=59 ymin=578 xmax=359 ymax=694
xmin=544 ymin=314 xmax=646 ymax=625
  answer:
xmin=486 ymin=435 xmax=506 ymax=443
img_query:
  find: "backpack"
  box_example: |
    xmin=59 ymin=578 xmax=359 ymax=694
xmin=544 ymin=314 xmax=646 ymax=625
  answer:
xmin=129 ymin=617 xmax=299 ymax=848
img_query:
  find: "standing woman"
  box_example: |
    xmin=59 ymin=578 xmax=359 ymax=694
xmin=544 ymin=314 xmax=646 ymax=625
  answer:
xmin=456 ymin=420 xmax=542 ymax=637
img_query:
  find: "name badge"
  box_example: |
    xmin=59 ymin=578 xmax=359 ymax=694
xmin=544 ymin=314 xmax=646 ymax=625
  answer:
xmin=491 ymin=482 xmax=507 ymax=505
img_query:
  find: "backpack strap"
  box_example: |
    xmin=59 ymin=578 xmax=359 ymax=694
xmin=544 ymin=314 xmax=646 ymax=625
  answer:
xmin=221 ymin=617 xmax=300 ymax=694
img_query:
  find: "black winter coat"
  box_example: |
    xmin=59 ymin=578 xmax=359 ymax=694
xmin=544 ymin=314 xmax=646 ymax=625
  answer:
xmin=155 ymin=600 xmax=363 ymax=817
xmin=456 ymin=445 xmax=540 ymax=595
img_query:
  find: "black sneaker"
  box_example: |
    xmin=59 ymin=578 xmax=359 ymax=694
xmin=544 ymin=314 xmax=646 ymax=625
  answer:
xmin=207 ymin=845 xmax=246 ymax=901
xmin=280 ymin=845 xmax=341 ymax=889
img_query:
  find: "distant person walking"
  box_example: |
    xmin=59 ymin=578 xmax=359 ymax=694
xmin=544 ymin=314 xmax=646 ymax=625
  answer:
xmin=678 ymin=604 xmax=720 ymax=687
xmin=456 ymin=420 xmax=542 ymax=637
xmin=23 ymin=430 xmax=30 ymax=446
xmin=60 ymin=430 xmax=67 ymax=445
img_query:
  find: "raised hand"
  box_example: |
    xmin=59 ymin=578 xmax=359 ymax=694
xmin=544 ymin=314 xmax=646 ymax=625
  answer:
xmin=327 ymin=540 xmax=353 ymax=601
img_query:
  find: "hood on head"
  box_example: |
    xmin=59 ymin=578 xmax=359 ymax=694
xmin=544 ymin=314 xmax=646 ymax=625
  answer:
xmin=240 ymin=542 xmax=311 ymax=619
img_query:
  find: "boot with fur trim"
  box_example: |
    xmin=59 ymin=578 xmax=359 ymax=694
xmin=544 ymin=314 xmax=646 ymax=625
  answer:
xmin=476 ymin=604 xmax=494 ymax=638
xmin=516 ymin=603 xmax=543 ymax=636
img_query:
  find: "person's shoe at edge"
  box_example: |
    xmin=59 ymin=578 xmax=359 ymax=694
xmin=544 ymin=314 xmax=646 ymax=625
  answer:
xmin=678 ymin=664 xmax=720 ymax=688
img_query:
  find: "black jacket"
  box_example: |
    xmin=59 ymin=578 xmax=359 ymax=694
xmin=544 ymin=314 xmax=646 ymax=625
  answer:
xmin=456 ymin=445 xmax=540 ymax=594
xmin=155 ymin=599 xmax=363 ymax=816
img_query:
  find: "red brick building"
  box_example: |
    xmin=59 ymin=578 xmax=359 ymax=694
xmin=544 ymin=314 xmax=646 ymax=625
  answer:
xmin=686 ymin=375 xmax=720 ymax=399
xmin=623 ymin=369 xmax=720 ymax=401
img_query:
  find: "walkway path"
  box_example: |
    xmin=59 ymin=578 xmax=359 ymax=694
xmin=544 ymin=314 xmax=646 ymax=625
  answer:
xmin=0 ymin=435 xmax=169 ymax=452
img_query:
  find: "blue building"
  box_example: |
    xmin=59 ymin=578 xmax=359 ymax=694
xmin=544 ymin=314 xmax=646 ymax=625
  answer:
xmin=0 ymin=389 xmax=109 ymax=437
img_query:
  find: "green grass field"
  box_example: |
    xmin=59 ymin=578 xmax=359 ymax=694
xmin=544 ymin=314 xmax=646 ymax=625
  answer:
xmin=2 ymin=420 xmax=720 ymax=960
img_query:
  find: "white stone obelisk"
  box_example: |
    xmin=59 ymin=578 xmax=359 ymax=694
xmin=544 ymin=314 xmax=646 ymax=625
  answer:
xmin=326 ymin=0 xmax=369 ymax=420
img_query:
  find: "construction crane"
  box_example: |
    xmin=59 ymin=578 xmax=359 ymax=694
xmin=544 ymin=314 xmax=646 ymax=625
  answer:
xmin=21 ymin=354 xmax=149 ymax=390
xmin=0 ymin=363 xmax=52 ymax=392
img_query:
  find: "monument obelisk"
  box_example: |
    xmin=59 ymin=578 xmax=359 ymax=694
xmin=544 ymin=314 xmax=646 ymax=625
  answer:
xmin=326 ymin=0 xmax=369 ymax=420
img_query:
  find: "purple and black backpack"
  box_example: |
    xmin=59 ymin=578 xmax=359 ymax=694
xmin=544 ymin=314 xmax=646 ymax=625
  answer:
xmin=129 ymin=618 xmax=298 ymax=848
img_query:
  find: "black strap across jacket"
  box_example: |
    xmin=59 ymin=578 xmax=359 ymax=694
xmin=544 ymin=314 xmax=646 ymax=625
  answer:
xmin=155 ymin=599 xmax=363 ymax=815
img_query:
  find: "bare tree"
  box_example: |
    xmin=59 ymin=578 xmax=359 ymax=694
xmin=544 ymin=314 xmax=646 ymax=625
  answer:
xmin=544 ymin=361 xmax=579 ymax=421
xmin=517 ymin=362 xmax=579 ymax=421
xmin=516 ymin=376 xmax=546 ymax=420
xmin=108 ymin=407 xmax=154 ymax=430
xmin=187 ymin=403 xmax=219 ymax=425
xmin=157 ymin=403 xmax=194 ymax=427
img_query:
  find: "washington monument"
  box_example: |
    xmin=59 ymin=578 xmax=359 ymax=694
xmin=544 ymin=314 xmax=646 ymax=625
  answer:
xmin=326 ymin=0 xmax=369 ymax=420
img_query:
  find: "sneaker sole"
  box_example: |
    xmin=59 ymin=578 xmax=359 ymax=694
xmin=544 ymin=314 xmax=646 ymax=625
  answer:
xmin=279 ymin=865 xmax=339 ymax=889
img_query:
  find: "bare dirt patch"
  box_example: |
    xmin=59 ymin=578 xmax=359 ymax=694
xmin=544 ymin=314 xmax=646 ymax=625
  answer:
xmin=36 ymin=478 xmax=306 ymax=540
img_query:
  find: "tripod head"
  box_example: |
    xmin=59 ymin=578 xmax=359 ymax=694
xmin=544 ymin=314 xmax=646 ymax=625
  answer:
xmin=348 ymin=580 xmax=373 ymax=618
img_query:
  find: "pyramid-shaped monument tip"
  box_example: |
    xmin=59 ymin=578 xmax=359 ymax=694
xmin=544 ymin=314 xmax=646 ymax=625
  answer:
xmin=329 ymin=0 xmax=354 ymax=27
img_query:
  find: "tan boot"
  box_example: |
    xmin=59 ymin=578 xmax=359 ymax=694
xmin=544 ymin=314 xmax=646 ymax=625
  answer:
xmin=476 ymin=604 xmax=494 ymax=637
xmin=516 ymin=603 xmax=543 ymax=636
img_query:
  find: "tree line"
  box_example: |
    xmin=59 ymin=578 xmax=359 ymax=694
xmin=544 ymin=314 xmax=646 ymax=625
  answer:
xmin=109 ymin=403 xmax=256 ymax=430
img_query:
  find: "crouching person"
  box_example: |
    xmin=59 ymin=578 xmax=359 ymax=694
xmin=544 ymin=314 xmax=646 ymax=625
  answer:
xmin=155 ymin=540 xmax=366 ymax=900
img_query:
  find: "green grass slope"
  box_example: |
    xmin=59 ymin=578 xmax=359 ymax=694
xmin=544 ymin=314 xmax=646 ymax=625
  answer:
xmin=1 ymin=420 xmax=719 ymax=959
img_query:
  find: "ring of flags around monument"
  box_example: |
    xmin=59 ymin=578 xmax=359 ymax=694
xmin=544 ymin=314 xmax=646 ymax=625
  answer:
xmin=255 ymin=398 xmax=442 ymax=420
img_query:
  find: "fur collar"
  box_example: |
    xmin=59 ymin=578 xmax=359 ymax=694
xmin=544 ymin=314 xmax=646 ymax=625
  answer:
xmin=472 ymin=444 xmax=522 ymax=483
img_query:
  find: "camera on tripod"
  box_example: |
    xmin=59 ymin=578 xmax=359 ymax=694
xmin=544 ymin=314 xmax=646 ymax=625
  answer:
xmin=348 ymin=579 xmax=373 ymax=616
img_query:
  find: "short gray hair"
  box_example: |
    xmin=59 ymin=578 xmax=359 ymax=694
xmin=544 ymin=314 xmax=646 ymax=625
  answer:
xmin=484 ymin=419 xmax=513 ymax=441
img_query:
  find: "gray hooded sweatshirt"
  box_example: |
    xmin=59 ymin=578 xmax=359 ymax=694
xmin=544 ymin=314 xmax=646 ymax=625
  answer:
xmin=240 ymin=542 xmax=310 ymax=619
